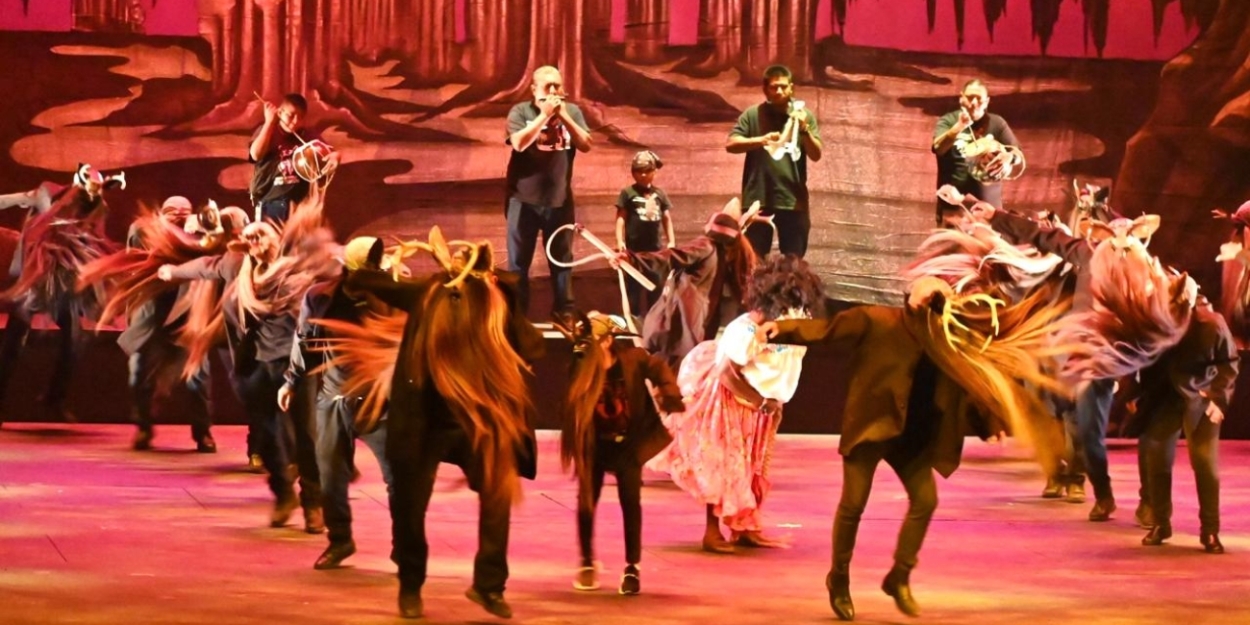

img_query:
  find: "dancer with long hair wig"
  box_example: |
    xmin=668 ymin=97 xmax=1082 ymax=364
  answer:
xmin=972 ymin=199 xmax=1192 ymax=523
xmin=552 ymin=311 xmax=684 ymax=595
xmin=758 ymin=268 xmax=1072 ymax=620
xmin=340 ymin=228 xmax=545 ymax=620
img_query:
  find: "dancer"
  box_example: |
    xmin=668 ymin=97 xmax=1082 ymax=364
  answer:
xmin=1213 ymin=200 xmax=1250 ymax=347
xmin=0 ymin=164 xmax=123 ymax=423
xmin=553 ymin=311 xmax=684 ymax=594
xmin=158 ymin=207 xmax=335 ymax=531
xmin=651 ymin=254 xmax=824 ymax=553
xmin=77 ymin=196 xmax=217 ymax=451
xmin=341 ymin=228 xmax=545 ymax=620
xmin=1130 ymin=288 xmax=1238 ymax=553
xmin=279 ymin=236 xmax=397 ymax=570
xmin=758 ymin=264 xmax=1070 ymax=620
xmin=626 ymin=198 xmax=758 ymax=367
xmin=958 ymin=190 xmax=1191 ymax=522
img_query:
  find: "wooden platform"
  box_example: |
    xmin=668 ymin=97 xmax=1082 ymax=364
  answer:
xmin=1 ymin=425 xmax=1248 ymax=624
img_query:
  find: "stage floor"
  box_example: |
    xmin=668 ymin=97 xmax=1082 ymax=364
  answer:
xmin=1 ymin=425 xmax=1248 ymax=625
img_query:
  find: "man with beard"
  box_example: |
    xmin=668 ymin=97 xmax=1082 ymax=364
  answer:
xmin=932 ymin=79 xmax=1021 ymax=225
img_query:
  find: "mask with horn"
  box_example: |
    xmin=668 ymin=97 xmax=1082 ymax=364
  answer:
xmin=73 ymin=163 xmax=126 ymax=198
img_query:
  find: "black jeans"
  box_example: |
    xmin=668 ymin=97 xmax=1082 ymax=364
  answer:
xmin=316 ymin=393 xmax=393 ymax=544
xmin=1138 ymin=404 xmax=1221 ymax=533
xmin=0 ymin=303 xmax=76 ymax=412
xmin=832 ymin=440 xmax=938 ymax=575
xmin=576 ymin=440 xmax=643 ymax=566
xmin=389 ymin=420 xmax=512 ymax=594
xmin=744 ymin=208 xmax=810 ymax=259
xmin=128 ymin=340 xmax=213 ymax=441
xmin=231 ymin=360 xmax=294 ymax=500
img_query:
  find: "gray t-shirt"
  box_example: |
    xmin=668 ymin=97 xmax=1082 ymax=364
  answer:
xmin=729 ymin=102 xmax=820 ymax=212
xmin=505 ymin=101 xmax=589 ymax=208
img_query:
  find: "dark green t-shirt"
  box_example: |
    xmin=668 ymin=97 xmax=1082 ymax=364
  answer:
xmin=730 ymin=102 xmax=820 ymax=212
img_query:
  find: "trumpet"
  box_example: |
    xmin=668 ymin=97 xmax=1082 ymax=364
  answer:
xmin=765 ymin=100 xmax=805 ymax=162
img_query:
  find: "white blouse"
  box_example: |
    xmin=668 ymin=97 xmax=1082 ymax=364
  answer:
xmin=715 ymin=313 xmax=808 ymax=403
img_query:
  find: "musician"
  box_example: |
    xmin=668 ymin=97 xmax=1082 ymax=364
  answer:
xmin=505 ymin=65 xmax=593 ymax=316
xmin=932 ymin=79 xmax=1021 ymax=226
xmin=727 ymin=64 xmax=823 ymax=259
xmin=248 ymin=93 xmax=338 ymax=223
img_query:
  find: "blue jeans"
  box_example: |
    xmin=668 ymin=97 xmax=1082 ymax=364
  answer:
xmin=505 ymin=197 xmax=574 ymax=315
xmin=315 ymin=394 xmax=393 ymax=544
xmin=1077 ymin=378 xmax=1116 ymax=501
xmin=257 ymin=197 xmax=293 ymax=223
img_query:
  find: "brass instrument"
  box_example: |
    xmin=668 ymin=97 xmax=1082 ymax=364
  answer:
xmin=765 ymin=100 xmax=805 ymax=162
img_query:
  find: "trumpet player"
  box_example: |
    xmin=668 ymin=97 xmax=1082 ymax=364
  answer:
xmin=727 ymin=65 xmax=823 ymax=259
xmin=932 ymin=79 xmax=1021 ymax=226
xmin=505 ymin=65 xmax=593 ymax=316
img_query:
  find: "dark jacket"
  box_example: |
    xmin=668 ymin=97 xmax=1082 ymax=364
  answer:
xmin=166 ymin=252 xmax=298 ymax=371
xmin=346 ymin=268 xmax=546 ymax=479
xmin=771 ymin=304 xmax=977 ymax=478
xmin=632 ymin=235 xmax=743 ymax=365
xmin=607 ymin=345 xmax=686 ymax=465
xmin=1130 ymin=306 xmax=1240 ymax=433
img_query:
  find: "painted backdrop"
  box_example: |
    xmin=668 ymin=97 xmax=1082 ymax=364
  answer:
xmin=2 ymin=0 xmax=1243 ymax=308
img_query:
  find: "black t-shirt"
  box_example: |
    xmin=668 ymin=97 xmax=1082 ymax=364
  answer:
xmin=932 ymin=111 xmax=1018 ymax=207
xmin=615 ymin=184 xmax=671 ymax=252
xmin=730 ymin=102 xmax=820 ymax=212
xmin=249 ymin=125 xmax=316 ymax=204
xmin=505 ymin=101 xmax=589 ymax=208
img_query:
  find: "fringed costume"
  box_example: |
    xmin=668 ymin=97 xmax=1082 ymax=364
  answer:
xmin=340 ymin=228 xmax=545 ymax=620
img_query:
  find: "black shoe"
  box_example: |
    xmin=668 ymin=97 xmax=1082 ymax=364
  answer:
xmin=1201 ymin=533 xmax=1225 ymax=554
xmin=1141 ymin=525 xmax=1173 ymax=546
xmin=132 ymin=428 xmax=154 ymax=451
xmin=314 ymin=540 xmax=357 ymax=570
xmin=826 ymin=571 xmax=855 ymax=621
xmin=619 ymin=565 xmax=640 ymax=595
xmin=881 ymin=567 xmax=920 ymax=618
xmin=466 ymin=586 xmax=512 ymax=619
xmin=195 ymin=434 xmax=217 ymax=453
xmin=398 ymin=587 xmax=423 ymax=619
xmin=1088 ymin=498 xmax=1117 ymax=522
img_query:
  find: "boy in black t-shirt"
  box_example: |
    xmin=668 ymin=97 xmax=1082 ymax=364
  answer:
xmin=614 ymin=150 xmax=674 ymax=318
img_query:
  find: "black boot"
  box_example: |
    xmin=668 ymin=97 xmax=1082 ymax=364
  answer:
xmin=1201 ymin=532 xmax=1225 ymax=554
xmin=826 ymin=571 xmax=855 ymax=621
xmin=882 ymin=566 xmax=920 ymax=617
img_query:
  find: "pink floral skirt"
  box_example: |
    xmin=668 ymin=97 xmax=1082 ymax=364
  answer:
xmin=648 ymin=340 xmax=780 ymax=532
